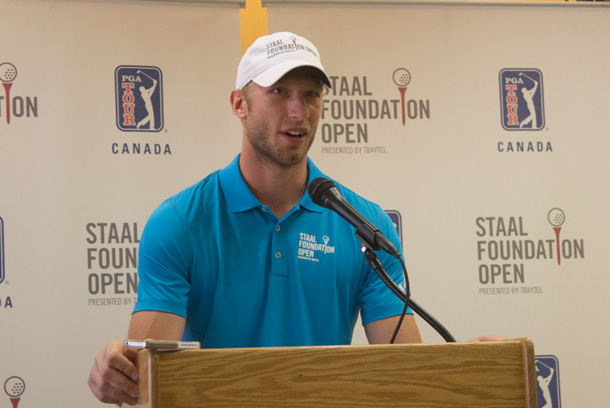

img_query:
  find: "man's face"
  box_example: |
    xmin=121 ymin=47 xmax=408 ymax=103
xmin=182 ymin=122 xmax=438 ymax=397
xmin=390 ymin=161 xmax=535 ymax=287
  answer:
xmin=241 ymin=67 xmax=324 ymax=169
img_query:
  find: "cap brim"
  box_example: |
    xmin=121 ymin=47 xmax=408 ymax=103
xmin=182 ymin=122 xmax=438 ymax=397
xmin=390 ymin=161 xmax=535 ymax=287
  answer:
xmin=251 ymin=60 xmax=331 ymax=88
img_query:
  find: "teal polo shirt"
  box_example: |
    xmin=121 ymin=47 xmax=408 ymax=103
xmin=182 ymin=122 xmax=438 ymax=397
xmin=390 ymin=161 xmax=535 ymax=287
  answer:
xmin=134 ymin=154 xmax=407 ymax=348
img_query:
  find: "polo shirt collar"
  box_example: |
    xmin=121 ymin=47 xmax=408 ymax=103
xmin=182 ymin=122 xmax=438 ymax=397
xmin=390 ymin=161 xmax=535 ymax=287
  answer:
xmin=219 ymin=154 xmax=327 ymax=214
xmin=300 ymin=157 xmax=326 ymax=213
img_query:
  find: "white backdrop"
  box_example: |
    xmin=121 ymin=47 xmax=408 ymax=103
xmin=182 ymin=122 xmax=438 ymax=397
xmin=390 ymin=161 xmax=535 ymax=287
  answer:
xmin=1 ymin=0 xmax=609 ymax=407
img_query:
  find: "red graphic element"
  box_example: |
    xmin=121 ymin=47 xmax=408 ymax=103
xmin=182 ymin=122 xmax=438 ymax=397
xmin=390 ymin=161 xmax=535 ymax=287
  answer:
xmin=553 ymin=227 xmax=562 ymax=265
xmin=121 ymin=82 xmax=136 ymax=126
xmin=504 ymin=84 xmax=519 ymax=125
xmin=548 ymin=208 xmax=565 ymax=266
xmin=398 ymin=87 xmax=407 ymax=125
xmin=2 ymin=83 xmax=11 ymax=124
xmin=392 ymin=68 xmax=411 ymax=126
xmin=10 ymin=397 xmax=21 ymax=408
xmin=0 ymin=63 xmax=18 ymax=125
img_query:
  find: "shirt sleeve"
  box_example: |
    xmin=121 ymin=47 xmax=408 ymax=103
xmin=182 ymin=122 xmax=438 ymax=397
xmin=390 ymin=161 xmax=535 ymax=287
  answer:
xmin=133 ymin=199 xmax=192 ymax=318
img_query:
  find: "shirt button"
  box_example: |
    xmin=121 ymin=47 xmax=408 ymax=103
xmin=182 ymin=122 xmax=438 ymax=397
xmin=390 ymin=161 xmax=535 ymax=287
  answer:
xmin=275 ymin=251 xmax=282 ymax=259
xmin=275 ymin=225 xmax=281 ymax=232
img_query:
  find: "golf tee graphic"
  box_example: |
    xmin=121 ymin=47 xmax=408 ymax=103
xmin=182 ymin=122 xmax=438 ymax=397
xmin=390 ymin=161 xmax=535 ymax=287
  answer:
xmin=392 ymin=68 xmax=411 ymax=125
xmin=0 ymin=63 xmax=17 ymax=124
xmin=548 ymin=208 xmax=565 ymax=266
xmin=4 ymin=377 xmax=25 ymax=408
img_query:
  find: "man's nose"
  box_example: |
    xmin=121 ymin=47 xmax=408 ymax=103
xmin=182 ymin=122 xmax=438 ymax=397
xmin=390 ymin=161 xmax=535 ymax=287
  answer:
xmin=287 ymin=94 xmax=309 ymax=121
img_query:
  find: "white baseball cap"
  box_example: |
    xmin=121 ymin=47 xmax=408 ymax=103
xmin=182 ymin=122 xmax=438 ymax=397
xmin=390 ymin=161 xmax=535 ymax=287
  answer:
xmin=235 ymin=32 xmax=331 ymax=89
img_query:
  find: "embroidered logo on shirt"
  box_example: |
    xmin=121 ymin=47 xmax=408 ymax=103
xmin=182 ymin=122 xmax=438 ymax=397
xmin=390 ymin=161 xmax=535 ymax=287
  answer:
xmin=297 ymin=233 xmax=335 ymax=262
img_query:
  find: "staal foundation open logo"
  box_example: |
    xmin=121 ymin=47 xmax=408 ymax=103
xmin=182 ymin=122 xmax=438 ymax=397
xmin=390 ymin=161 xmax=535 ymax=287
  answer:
xmin=476 ymin=208 xmax=584 ymax=295
xmin=319 ymin=67 xmax=431 ymax=155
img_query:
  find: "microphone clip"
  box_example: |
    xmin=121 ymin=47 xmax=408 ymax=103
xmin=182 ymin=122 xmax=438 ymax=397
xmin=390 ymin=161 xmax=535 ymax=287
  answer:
xmin=357 ymin=232 xmax=381 ymax=253
xmin=361 ymin=242 xmax=391 ymax=282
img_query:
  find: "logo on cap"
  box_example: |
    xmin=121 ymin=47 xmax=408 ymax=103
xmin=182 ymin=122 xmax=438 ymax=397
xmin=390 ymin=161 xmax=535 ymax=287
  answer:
xmin=499 ymin=69 xmax=545 ymax=131
xmin=115 ymin=66 xmax=164 ymax=132
xmin=265 ymin=35 xmax=318 ymax=60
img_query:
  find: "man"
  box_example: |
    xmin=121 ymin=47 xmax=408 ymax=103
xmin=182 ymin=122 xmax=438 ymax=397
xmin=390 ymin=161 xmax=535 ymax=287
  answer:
xmin=88 ymin=32 xmax=421 ymax=406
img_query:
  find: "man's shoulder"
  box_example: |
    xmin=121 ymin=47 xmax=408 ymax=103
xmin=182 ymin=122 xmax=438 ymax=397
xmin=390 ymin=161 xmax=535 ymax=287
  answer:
xmin=168 ymin=171 xmax=221 ymax=203
xmin=143 ymin=170 xmax=223 ymax=240
xmin=153 ymin=170 xmax=223 ymax=222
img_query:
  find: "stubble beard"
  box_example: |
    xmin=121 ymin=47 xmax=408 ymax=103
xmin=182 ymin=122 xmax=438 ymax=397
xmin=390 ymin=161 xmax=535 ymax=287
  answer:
xmin=245 ymin=120 xmax=316 ymax=169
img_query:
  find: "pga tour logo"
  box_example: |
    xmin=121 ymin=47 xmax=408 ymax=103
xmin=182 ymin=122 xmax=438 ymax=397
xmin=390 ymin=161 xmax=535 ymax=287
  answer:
xmin=536 ymin=355 xmax=561 ymax=408
xmin=115 ymin=66 xmax=163 ymax=132
xmin=499 ymin=69 xmax=544 ymax=131
xmin=385 ymin=210 xmax=403 ymax=247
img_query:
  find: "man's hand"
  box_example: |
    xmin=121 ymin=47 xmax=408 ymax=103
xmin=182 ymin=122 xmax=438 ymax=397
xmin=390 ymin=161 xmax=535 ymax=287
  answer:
xmin=88 ymin=339 xmax=140 ymax=406
xmin=468 ymin=335 xmax=507 ymax=342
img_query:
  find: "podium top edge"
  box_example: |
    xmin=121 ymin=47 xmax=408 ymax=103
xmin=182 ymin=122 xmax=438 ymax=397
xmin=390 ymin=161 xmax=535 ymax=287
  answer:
xmin=145 ymin=337 xmax=534 ymax=354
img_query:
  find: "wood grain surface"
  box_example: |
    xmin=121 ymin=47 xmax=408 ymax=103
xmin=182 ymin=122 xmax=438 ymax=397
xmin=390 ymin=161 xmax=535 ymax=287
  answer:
xmin=132 ymin=338 xmax=536 ymax=408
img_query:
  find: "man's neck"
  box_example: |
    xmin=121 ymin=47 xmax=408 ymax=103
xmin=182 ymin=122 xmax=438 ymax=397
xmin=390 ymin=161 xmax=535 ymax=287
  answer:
xmin=238 ymin=153 xmax=309 ymax=220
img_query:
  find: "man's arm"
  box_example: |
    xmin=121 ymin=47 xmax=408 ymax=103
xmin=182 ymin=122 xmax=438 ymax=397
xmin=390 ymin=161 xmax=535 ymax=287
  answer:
xmin=87 ymin=311 xmax=186 ymax=405
xmin=127 ymin=310 xmax=186 ymax=340
xmin=364 ymin=314 xmax=422 ymax=344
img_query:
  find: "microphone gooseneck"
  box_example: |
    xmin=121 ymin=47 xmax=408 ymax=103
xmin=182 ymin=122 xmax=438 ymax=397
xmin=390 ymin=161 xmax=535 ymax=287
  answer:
xmin=308 ymin=176 xmax=456 ymax=343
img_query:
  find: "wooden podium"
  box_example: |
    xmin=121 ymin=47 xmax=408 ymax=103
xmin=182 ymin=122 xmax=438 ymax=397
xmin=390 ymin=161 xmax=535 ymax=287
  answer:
xmin=131 ymin=338 xmax=536 ymax=407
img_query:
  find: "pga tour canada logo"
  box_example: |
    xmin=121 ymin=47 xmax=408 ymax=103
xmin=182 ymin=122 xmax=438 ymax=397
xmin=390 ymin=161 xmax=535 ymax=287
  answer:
xmin=115 ymin=66 xmax=163 ymax=132
xmin=499 ymin=68 xmax=545 ymax=131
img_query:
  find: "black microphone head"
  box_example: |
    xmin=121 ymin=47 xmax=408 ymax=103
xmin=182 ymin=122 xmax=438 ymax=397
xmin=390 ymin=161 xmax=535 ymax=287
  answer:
xmin=308 ymin=177 xmax=339 ymax=208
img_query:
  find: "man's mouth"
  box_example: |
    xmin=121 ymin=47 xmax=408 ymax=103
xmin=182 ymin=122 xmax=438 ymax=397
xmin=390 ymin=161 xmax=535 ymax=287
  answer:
xmin=283 ymin=130 xmax=306 ymax=138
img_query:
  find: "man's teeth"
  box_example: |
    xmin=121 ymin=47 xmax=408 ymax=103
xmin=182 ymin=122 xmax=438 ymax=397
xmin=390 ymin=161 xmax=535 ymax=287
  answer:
xmin=285 ymin=131 xmax=304 ymax=137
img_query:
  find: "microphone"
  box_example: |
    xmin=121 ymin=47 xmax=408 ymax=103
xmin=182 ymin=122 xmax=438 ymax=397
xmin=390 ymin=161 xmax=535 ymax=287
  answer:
xmin=308 ymin=177 xmax=400 ymax=258
xmin=309 ymin=178 xmax=457 ymax=343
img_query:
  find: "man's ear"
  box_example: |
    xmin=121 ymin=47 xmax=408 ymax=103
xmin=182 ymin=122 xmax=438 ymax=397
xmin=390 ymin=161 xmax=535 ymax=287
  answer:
xmin=230 ymin=89 xmax=247 ymax=119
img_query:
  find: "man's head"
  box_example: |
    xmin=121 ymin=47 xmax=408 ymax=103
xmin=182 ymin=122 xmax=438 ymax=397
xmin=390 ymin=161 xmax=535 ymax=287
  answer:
xmin=235 ymin=32 xmax=331 ymax=90
xmin=231 ymin=33 xmax=330 ymax=169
